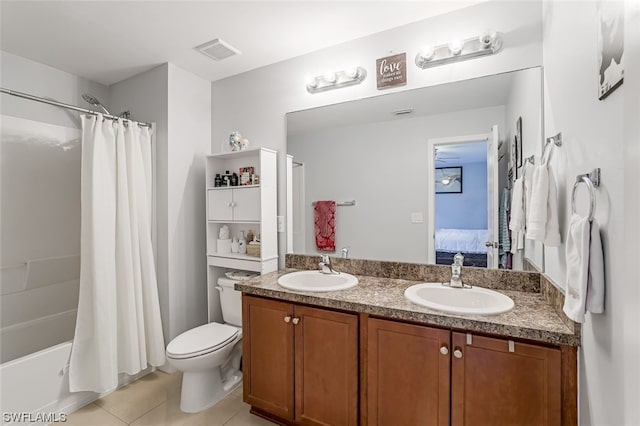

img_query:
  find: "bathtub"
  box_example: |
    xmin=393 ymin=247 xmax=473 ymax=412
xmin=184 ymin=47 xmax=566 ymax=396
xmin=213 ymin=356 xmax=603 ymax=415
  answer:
xmin=0 ymin=341 xmax=154 ymax=426
xmin=0 ymin=342 xmax=95 ymax=426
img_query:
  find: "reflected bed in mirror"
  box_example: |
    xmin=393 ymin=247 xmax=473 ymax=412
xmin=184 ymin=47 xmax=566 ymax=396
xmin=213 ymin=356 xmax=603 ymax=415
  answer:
xmin=286 ymin=67 xmax=544 ymax=272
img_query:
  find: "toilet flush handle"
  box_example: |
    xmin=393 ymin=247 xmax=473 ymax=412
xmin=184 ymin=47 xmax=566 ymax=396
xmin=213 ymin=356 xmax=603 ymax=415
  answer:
xmin=215 ymin=286 xmax=223 ymax=292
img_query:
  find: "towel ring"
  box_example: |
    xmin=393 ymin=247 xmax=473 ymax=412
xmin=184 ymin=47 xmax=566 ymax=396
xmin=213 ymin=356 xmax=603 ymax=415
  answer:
xmin=571 ymin=168 xmax=601 ymax=221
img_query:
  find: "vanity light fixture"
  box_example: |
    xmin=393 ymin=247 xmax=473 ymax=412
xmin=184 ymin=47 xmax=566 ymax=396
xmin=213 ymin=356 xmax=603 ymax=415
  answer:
xmin=415 ymin=29 xmax=503 ymax=69
xmin=306 ymin=66 xmax=367 ymax=93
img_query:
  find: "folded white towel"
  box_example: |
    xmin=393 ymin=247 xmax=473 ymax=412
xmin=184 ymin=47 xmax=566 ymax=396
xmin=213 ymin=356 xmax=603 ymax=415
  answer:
xmin=509 ymin=178 xmax=525 ymax=253
xmin=527 ymin=165 xmax=561 ymax=246
xmin=563 ymin=214 xmax=605 ymax=323
xmin=527 ymin=166 xmax=548 ymax=241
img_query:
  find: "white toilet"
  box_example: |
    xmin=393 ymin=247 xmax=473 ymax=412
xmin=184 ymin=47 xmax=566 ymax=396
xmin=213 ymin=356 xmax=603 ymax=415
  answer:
xmin=166 ymin=275 xmax=250 ymax=413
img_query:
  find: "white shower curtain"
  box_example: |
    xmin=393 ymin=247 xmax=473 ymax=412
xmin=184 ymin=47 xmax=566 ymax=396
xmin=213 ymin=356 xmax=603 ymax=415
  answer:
xmin=69 ymin=114 xmax=165 ymax=393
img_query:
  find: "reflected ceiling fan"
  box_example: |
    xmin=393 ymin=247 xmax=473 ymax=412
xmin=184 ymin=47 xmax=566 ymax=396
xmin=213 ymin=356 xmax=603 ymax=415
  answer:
xmin=434 ymin=148 xmax=461 ymax=163
xmin=435 ymin=168 xmax=462 ymax=186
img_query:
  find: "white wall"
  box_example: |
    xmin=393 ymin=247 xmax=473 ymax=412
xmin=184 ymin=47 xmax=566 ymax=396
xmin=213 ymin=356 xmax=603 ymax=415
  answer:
xmin=436 ymin=161 xmax=488 ymax=230
xmin=211 ymin=0 xmax=543 ymax=266
xmin=622 ymin=0 xmax=640 ymax=421
xmin=166 ymin=64 xmax=211 ymax=339
xmin=1 ymin=51 xmax=110 ymax=129
xmin=288 ymin=106 xmax=504 ymax=263
xmin=504 ymin=67 xmax=544 ymax=270
xmin=110 ymin=63 xmax=211 ymax=343
xmin=542 ymin=1 xmax=639 ymax=424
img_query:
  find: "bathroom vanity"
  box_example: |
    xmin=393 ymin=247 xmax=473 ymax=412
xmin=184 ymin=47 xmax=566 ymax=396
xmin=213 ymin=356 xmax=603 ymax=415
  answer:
xmin=236 ymin=255 xmax=579 ymax=426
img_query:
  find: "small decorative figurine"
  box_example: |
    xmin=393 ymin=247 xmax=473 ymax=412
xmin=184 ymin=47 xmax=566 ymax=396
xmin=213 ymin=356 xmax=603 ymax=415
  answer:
xmin=229 ymin=131 xmax=250 ymax=151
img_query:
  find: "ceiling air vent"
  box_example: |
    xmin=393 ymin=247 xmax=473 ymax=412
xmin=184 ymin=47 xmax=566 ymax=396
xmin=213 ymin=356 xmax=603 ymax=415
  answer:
xmin=393 ymin=108 xmax=413 ymax=116
xmin=195 ymin=38 xmax=241 ymax=61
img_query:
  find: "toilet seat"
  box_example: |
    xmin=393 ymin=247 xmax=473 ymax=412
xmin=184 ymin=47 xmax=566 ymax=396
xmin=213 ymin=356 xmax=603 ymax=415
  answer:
xmin=167 ymin=323 xmax=240 ymax=360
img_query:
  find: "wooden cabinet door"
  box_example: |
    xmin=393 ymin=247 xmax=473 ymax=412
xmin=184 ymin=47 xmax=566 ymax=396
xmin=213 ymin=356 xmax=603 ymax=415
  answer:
xmin=294 ymin=305 xmax=358 ymax=426
xmin=367 ymin=318 xmax=450 ymax=426
xmin=451 ymin=332 xmax=562 ymax=426
xmin=242 ymin=295 xmax=295 ymax=421
xmin=232 ymin=186 xmax=261 ymax=221
xmin=207 ymin=189 xmax=233 ymax=221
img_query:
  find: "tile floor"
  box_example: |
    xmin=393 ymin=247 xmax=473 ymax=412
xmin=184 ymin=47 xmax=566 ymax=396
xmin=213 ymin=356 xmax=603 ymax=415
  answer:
xmin=64 ymin=371 xmax=273 ymax=426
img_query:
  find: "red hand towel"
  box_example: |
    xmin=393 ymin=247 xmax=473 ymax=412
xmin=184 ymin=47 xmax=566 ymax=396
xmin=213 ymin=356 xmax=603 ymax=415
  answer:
xmin=314 ymin=201 xmax=336 ymax=252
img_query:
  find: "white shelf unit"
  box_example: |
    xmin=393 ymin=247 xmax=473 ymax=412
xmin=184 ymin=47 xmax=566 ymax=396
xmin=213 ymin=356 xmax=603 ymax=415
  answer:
xmin=205 ymin=148 xmax=278 ymax=322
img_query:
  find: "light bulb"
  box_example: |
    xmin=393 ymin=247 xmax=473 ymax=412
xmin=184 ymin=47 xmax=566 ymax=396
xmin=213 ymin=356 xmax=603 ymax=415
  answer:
xmin=448 ymin=39 xmax=463 ymax=55
xmin=345 ymin=67 xmax=359 ymax=79
xmin=419 ymin=46 xmax=435 ymax=61
xmin=305 ymin=76 xmax=319 ymax=89
xmin=479 ymin=29 xmax=497 ymax=49
xmin=323 ymin=72 xmax=337 ymax=83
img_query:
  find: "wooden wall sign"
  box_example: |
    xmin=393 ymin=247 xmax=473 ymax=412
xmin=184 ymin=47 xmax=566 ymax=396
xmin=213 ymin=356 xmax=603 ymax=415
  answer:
xmin=376 ymin=53 xmax=407 ymax=90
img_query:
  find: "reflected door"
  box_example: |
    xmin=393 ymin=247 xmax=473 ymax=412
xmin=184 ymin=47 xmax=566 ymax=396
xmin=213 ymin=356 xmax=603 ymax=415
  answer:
xmin=485 ymin=125 xmax=500 ymax=268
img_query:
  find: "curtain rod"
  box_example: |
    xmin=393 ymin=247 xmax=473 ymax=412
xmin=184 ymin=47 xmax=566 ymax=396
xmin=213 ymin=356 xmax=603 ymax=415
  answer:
xmin=0 ymin=87 xmax=152 ymax=128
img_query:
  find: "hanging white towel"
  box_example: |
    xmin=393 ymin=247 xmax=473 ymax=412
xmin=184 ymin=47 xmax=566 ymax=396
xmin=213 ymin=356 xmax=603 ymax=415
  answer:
xmin=509 ymin=177 xmax=525 ymax=253
xmin=527 ymin=165 xmax=561 ymax=246
xmin=562 ymin=214 xmax=605 ymax=323
xmin=545 ymin=168 xmax=561 ymax=246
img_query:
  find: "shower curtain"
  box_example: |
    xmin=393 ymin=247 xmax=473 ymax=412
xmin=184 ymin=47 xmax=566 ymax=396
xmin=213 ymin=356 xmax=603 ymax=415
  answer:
xmin=69 ymin=114 xmax=165 ymax=393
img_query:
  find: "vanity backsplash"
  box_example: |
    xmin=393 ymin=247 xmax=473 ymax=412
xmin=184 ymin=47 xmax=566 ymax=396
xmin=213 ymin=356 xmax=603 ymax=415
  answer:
xmin=285 ymin=254 xmax=539 ymax=292
xmin=285 ymin=253 xmax=577 ymax=337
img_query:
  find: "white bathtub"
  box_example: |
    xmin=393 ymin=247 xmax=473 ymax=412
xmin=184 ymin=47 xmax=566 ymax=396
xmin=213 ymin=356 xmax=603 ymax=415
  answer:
xmin=0 ymin=341 xmax=154 ymax=426
xmin=0 ymin=342 xmax=96 ymax=426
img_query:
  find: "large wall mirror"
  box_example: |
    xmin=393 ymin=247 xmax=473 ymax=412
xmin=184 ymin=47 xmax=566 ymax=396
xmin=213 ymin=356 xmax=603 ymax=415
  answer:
xmin=286 ymin=67 xmax=544 ymax=272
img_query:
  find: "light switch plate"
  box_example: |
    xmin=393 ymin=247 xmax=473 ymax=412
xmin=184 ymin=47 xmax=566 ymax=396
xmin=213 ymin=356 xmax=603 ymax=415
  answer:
xmin=411 ymin=212 xmax=424 ymax=223
xmin=277 ymin=215 xmax=285 ymax=232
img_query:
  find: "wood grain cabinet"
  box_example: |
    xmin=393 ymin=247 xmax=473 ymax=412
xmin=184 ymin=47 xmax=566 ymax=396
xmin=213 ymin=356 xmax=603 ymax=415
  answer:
xmin=451 ymin=332 xmax=562 ymax=426
xmin=242 ymin=295 xmax=358 ymax=426
xmin=364 ymin=318 xmax=564 ymax=426
xmin=366 ymin=318 xmax=451 ymax=426
xmin=243 ymin=297 xmax=573 ymax=426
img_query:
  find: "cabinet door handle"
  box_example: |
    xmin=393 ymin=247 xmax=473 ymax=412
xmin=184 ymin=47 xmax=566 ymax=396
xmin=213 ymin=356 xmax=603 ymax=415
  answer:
xmin=292 ymin=317 xmax=300 ymax=325
xmin=284 ymin=316 xmax=291 ymax=323
xmin=439 ymin=345 xmax=449 ymax=356
xmin=453 ymin=348 xmax=463 ymax=359
xmin=227 ymin=202 xmax=233 ymax=207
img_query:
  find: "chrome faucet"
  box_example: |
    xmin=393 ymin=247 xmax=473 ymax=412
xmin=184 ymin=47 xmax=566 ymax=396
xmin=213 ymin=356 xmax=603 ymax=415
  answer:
xmin=319 ymin=254 xmax=337 ymax=274
xmin=447 ymin=253 xmax=470 ymax=288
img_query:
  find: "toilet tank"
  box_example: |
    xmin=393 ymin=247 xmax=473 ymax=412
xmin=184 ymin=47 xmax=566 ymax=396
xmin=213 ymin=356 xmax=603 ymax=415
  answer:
xmin=218 ymin=277 xmax=243 ymax=327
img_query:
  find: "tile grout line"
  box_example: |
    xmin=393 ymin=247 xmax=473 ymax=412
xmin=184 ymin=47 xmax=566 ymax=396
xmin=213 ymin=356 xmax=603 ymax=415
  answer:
xmin=221 ymin=407 xmax=246 ymax=426
xmin=86 ymin=403 xmax=130 ymax=425
xmin=125 ymin=397 xmax=171 ymax=425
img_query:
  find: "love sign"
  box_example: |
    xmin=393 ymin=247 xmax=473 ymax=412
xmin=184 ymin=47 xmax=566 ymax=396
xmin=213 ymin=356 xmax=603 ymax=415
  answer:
xmin=376 ymin=53 xmax=407 ymax=90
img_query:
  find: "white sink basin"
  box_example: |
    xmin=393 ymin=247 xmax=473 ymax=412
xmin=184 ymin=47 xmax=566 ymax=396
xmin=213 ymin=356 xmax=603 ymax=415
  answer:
xmin=404 ymin=283 xmax=514 ymax=315
xmin=277 ymin=270 xmax=358 ymax=292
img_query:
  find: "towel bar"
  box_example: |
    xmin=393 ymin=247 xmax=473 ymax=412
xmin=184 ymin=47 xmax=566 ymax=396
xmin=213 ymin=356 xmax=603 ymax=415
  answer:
xmin=312 ymin=200 xmax=356 ymax=207
xmin=543 ymin=133 xmax=562 ymax=164
xmin=571 ymin=168 xmax=600 ymax=221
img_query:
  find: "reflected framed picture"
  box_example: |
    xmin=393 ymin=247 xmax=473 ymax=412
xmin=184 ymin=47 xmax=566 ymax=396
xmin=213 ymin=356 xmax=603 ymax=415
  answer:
xmin=597 ymin=0 xmax=624 ymax=100
xmin=435 ymin=167 xmax=462 ymax=194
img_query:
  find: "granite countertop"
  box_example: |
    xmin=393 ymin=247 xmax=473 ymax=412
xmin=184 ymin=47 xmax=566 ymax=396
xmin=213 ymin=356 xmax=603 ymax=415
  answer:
xmin=236 ymin=269 xmax=580 ymax=347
